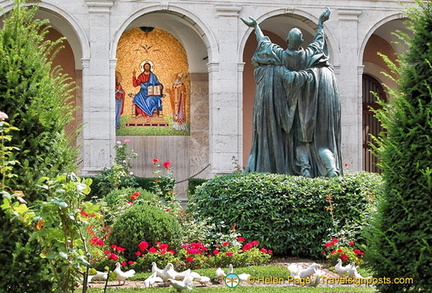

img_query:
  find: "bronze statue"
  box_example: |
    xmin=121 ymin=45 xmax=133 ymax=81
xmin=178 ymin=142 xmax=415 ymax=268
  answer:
xmin=242 ymin=7 xmax=342 ymax=177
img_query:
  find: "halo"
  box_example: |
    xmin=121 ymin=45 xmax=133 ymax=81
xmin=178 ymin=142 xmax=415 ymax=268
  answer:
xmin=139 ymin=60 xmax=155 ymax=73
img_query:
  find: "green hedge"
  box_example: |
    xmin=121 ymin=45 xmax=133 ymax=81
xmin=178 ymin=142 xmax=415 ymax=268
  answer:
xmin=187 ymin=172 xmax=382 ymax=258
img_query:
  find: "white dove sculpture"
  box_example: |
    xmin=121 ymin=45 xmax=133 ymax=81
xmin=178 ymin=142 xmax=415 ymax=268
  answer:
xmin=161 ymin=263 xmax=177 ymax=283
xmin=335 ymin=259 xmax=354 ymax=276
xmin=114 ymin=262 xmax=136 ymax=285
xmin=151 ymin=262 xmax=164 ymax=277
xmin=143 ymin=271 xmax=163 ymax=288
xmin=168 ymin=271 xmax=193 ymax=291
xmin=308 ymin=268 xmax=326 ymax=287
xmin=288 ymin=263 xmax=321 ymax=278
xmin=87 ymin=270 xmax=108 ymax=283
xmin=195 ymin=275 xmax=211 ymax=286
xmin=215 ymin=267 xmax=226 ymax=282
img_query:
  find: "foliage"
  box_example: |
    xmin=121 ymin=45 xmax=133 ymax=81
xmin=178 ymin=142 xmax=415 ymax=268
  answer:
xmin=188 ymin=172 xmax=382 ymax=258
xmin=322 ymin=237 xmax=365 ymax=266
xmin=108 ymin=204 xmax=182 ymax=261
xmin=364 ymin=1 xmax=432 ymax=292
xmin=94 ymin=139 xmax=138 ymax=196
xmin=0 ymin=0 xmax=77 ymax=200
xmin=187 ymin=178 xmax=208 ymax=196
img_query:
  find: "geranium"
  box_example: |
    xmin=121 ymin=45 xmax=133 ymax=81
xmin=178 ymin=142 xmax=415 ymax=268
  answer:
xmin=322 ymin=237 xmax=365 ymax=266
xmin=226 ymin=252 xmax=233 ymax=257
xmin=138 ymin=241 xmax=149 ymax=252
xmin=148 ymin=247 xmax=157 ymax=253
xmin=163 ymin=161 xmax=171 ymax=169
xmin=237 ymin=237 xmax=245 ymax=242
xmin=353 ymin=249 xmax=364 ymax=255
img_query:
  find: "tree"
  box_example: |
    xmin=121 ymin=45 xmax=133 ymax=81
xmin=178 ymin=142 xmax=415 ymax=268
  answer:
xmin=0 ymin=0 xmax=77 ymax=201
xmin=364 ymin=1 xmax=432 ymax=292
xmin=0 ymin=0 xmax=79 ymax=291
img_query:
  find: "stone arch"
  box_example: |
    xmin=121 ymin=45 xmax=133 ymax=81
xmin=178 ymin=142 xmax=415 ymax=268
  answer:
xmin=112 ymin=5 xmax=217 ymax=72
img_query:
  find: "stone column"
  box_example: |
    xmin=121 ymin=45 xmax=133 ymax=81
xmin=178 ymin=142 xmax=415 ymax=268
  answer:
xmin=81 ymin=0 xmax=115 ymax=176
xmin=336 ymin=9 xmax=363 ymax=172
xmin=209 ymin=4 xmax=243 ymax=175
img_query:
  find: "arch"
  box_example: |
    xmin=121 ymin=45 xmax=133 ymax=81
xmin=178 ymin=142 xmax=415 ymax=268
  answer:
xmin=111 ymin=4 xmax=217 ymax=72
xmin=24 ymin=2 xmax=90 ymax=70
xmin=239 ymin=8 xmax=339 ymax=65
xmin=358 ymin=13 xmax=407 ymax=65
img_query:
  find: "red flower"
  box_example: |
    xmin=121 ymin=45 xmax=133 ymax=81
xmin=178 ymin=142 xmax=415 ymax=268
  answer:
xmin=168 ymin=250 xmax=176 ymax=254
xmin=159 ymin=243 xmax=169 ymax=250
xmin=128 ymin=260 xmax=134 ymax=265
xmin=267 ymin=250 xmax=273 ymax=254
xmin=222 ymin=242 xmax=230 ymax=246
xmin=242 ymin=243 xmax=253 ymax=252
xmin=133 ymin=191 xmax=140 ymax=197
xmin=121 ymin=261 xmax=127 ymax=267
xmin=251 ymin=240 xmax=260 ymax=246
xmin=332 ymin=238 xmax=339 ymax=243
xmin=226 ymin=252 xmax=233 ymax=257
xmin=353 ymin=249 xmax=364 ymax=255
xmin=324 ymin=242 xmax=334 ymax=247
xmin=321 ymin=251 xmax=326 ymax=255
xmin=260 ymin=248 xmax=268 ymax=253
xmin=80 ymin=210 xmax=89 ymax=217
xmin=148 ymin=247 xmax=157 ymax=253
xmin=186 ymin=257 xmax=194 ymax=262
xmin=153 ymin=158 xmax=159 ymax=163
xmin=337 ymin=249 xmax=343 ymax=253
xmin=213 ymin=250 xmax=220 ymax=255
xmin=348 ymin=241 xmax=355 ymax=246
xmin=138 ymin=241 xmax=149 ymax=252
xmin=341 ymin=254 xmax=348 ymax=261
xmin=130 ymin=195 xmax=138 ymax=200
xmin=135 ymin=251 xmax=141 ymax=256
xmin=108 ymin=253 xmax=119 ymax=261
xmin=116 ymin=246 xmax=126 ymax=252
xmin=237 ymin=237 xmax=245 ymax=242
xmin=163 ymin=161 xmax=171 ymax=169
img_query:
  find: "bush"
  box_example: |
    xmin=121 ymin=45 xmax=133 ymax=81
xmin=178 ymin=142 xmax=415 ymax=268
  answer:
xmin=108 ymin=204 xmax=182 ymax=260
xmin=188 ymin=172 xmax=382 ymax=258
xmin=364 ymin=1 xmax=432 ymax=292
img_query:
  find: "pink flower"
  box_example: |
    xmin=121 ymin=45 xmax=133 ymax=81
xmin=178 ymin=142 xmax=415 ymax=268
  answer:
xmin=251 ymin=240 xmax=260 ymax=246
xmin=163 ymin=161 xmax=171 ymax=169
xmin=0 ymin=111 xmax=8 ymax=120
xmin=138 ymin=241 xmax=149 ymax=252
xmin=135 ymin=251 xmax=141 ymax=256
xmin=332 ymin=238 xmax=339 ymax=243
xmin=213 ymin=250 xmax=220 ymax=255
xmin=226 ymin=252 xmax=233 ymax=257
xmin=148 ymin=247 xmax=157 ymax=253
xmin=124 ymin=139 xmax=131 ymax=143
xmin=260 ymin=248 xmax=268 ymax=253
xmin=267 ymin=250 xmax=273 ymax=254
xmin=237 ymin=237 xmax=245 ymax=242
xmin=186 ymin=257 xmax=194 ymax=262
xmin=348 ymin=241 xmax=355 ymax=246
xmin=159 ymin=243 xmax=169 ymax=250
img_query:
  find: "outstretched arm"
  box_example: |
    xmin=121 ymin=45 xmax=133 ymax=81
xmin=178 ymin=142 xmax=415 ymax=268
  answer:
xmin=312 ymin=7 xmax=331 ymax=47
xmin=241 ymin=16 xmax=266 ymax=43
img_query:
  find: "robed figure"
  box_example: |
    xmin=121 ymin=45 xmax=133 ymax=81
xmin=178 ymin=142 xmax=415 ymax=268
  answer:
xmin=242 ymin=7 xmax=342 ymax=177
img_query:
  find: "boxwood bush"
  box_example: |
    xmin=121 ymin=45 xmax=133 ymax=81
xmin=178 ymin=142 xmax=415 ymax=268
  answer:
xmin=108 ymin=204 xmax=182 ymax=260
xmin=187 ymin=172 xmax=382 ymax=258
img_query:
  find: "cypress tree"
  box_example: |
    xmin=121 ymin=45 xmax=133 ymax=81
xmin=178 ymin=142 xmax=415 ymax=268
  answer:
xmin=0 ymin=0 xmax=77 ymax=200
xmin=365 ymin=1 xmax=432 ymax=292
xmin=0 ymin=0 xmax=78 ymax=291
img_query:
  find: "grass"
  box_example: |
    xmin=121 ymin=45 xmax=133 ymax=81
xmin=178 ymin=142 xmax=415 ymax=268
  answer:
xmin=85 ymin=265 xmax=377 ymax=293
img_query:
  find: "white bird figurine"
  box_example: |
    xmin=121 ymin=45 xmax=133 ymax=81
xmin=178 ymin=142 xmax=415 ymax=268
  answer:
xmin=168 ymin=278 xmax=193 ymax=291
xmin=288 ymin=263 xmax=321 ymax=278
xmin=161 ymin=263 xmax=177 ymax=283
xmin=195 ymin=275 xmax=211 ymax=286
xmin=168 ymin=271 xmax=193 ymax=291
xmin=228 ymin=263 xmax=234 ymax=274
xmin=308 ymin=268 xmax=326 ymax=287
xmin=143 ymin=271 xmax=163 ymax=288
xmin=215 ymin=267 xmax=226 ymax=282
xmin=87 ymin=270 xmax=108 ymax=282
xmin=174 ymin=268 xmax=192 ymax=280
xmin=114 ymin=262 xmax=136 ymax=285
xmin=335 ymin=259 xmax=354 ymax=276
xmin=152 ymin=262 xmax=164 ymax=277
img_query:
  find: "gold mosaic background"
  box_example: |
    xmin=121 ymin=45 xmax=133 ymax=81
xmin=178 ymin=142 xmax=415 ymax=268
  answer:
xmin=115 ymin=27 xmax=190 ymax=121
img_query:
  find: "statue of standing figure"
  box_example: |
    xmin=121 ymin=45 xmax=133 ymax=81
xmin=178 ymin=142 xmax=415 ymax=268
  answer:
xmin=242 ymin=7 xmax=342 ymax=177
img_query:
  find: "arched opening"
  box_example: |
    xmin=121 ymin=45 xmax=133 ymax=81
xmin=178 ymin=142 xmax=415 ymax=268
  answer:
xmin=362 ymin=74 xmax=386 ymax=173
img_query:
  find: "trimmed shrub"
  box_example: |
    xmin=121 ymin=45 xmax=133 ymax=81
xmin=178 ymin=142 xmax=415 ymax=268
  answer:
xmin=187 ymin=172 xmax=382 ymax=258
xmin=363 ymin=1 xmax=432 ymax=292
xmin=108 ymin=204 xmax=182 ymax=260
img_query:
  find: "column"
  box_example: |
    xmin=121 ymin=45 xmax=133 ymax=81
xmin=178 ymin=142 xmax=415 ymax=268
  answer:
xmin=209 ymin=5 xmax=243 ymax=175
xmin=81 ymin=0 xmax=115 ymax=176
xmin=337 ymin=9 xmax=363 ymax=172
